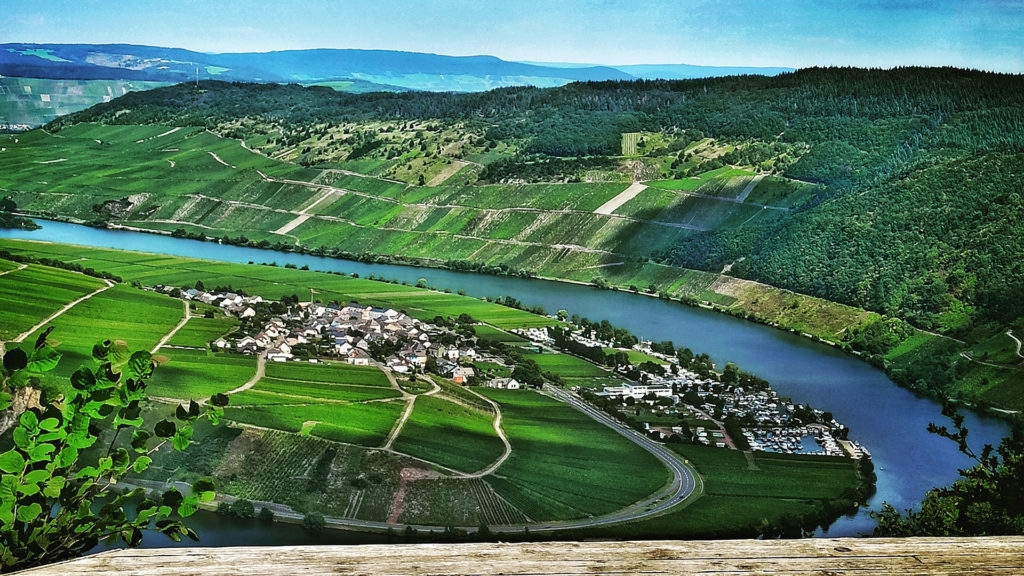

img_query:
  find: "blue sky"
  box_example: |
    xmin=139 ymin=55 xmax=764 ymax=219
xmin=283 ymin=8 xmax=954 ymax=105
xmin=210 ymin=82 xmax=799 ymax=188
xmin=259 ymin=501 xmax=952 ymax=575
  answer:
xmin=2 ymin=0 xmax=1022 ymax=71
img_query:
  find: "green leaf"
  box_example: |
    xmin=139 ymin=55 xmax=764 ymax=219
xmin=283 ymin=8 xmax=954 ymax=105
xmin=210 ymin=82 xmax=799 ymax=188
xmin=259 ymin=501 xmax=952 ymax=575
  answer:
xmin=173 ymin=426 xmax=193 ymax=452
xmin=26 ymin=346 xmax=61 ymax=373
xmin=58 ymin=446 xmax=79 ymax=468
xmin=70 ymin=367 xmax=96 ymax=391
xmin=210 ymin=393 xmax=230 ymax=407
xmin=92 ymin=340 xmax=113 ymax=362
xmin=12 ymin=427 xmax=31 ymax=450
xmin=131 ymin=429 xmax=152 ymax=453
xmin=15 ymin=502 xmax=42 ymax=523
xmin=199 ymin=491 xmax=215 ymax=503
xmin=132 ymin=456 xmax=152 ymax=474
xmin=3 ymin=348 xmax=27 ymax=371
xmin=192 ymin=478 xmax=215 ymax=494
xmin=126 ymin=351 xmax=153 ymax=379
xmin=23 ymin=469 xmax=49 ymax=485
xmin=161 ymin=489 xmax=183 ymax=508
xmin=38 ymin=417 xmax=60 ymax=431
xmin=0 ymin=476 xmax=18 ymax=527
xmin=154 ymin=420 xmax=175 ymax=438
xmin=27 ymin=443 xmax=55 ymax=463
xmin=0 ymin=391 xmax=10 ymax=411
xmin=43 ymin=476 xmax=65 ymax=498
xmin=0 ymin=450 xmax=26 ymax=474
xmin=17 ymin=481 xmax=40 ymax=496
xmin=177 ymin=495 xmax=199 ymax=518
xmin=111 ymin=448 xmax=130 ymax=473
xmin=34 ymin=326 xmax=54 ymax=350
xmin=19 ymin=410 xmax=38 ymax=431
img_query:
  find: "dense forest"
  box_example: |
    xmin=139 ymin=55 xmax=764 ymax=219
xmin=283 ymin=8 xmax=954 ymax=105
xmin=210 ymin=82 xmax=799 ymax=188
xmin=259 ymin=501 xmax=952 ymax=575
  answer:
xmin=51 ymin=68 xmax=1024 ymax=338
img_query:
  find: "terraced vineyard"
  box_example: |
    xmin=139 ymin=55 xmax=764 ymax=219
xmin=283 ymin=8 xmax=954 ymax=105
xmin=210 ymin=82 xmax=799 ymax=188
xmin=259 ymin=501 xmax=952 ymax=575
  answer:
xmin=392 ymin=395 xmax=504 ymax=474
xmin=0 ymin=124 xmax=871 ymax=346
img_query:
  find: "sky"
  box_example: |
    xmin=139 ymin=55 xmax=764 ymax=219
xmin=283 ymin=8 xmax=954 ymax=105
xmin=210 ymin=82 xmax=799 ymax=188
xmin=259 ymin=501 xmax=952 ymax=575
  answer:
xmin=1 ymin=0 xmax=1022 ymax=72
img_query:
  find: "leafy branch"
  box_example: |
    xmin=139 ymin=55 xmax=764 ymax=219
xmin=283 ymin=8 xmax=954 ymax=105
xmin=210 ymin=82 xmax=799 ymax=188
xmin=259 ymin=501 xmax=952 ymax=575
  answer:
xmin=0 ymin=330 xmax=230 ymax=571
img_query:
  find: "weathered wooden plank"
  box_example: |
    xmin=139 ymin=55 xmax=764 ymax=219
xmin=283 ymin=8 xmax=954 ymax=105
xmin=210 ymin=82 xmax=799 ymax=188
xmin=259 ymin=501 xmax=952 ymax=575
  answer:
xmin=16 ymin=537 xmax=1024 ymax=576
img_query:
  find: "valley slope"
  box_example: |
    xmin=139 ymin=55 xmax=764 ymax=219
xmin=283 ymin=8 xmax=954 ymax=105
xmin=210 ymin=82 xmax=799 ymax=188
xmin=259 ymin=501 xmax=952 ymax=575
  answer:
xmin=4 ymin=68 xmax=1024 ymax=413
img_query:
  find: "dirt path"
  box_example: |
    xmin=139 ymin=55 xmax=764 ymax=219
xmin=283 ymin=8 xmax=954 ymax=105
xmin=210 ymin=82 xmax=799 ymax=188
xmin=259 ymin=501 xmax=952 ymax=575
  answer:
xmin=151 ymin=300 xmax=190 ymax=353
xmin=426 ymin=160 xmax=469 ymax=186
xmin=463 ymin=387 xmax=512 ymax=478
xmin=207 ymin=151 xmax=235 ymax=169
xmin=273 ymin=189 xmax=338 ymax=235
xmin=226 ymin=351 xmax=267 ymax=395
xmin=0 ymin=263 xmax=27 ymax=277
xmin=1007 ymin=330 xmax=1024 ymax=360
xmin=13 ymin=279 xmax=114 ymax=343
xmin=593 ymin=182 xmax=647 ymax=215
xmin=734 ymin=174 xmax=765 ymax=203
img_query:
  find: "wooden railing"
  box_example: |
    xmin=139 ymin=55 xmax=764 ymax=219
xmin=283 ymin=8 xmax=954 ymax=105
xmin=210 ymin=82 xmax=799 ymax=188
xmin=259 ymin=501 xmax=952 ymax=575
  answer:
xmin=17 ymin=537 xmax=1024 ymax=575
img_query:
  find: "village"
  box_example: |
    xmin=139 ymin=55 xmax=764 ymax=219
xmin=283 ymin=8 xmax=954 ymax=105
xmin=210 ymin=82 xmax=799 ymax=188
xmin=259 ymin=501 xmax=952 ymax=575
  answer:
xmin=514 ymin=324 xmax=866 ymax=459
xmin=160 ymin=285 xmax=862 ymax=459
xmin=162 ymin=285 xmax=519 ymax=386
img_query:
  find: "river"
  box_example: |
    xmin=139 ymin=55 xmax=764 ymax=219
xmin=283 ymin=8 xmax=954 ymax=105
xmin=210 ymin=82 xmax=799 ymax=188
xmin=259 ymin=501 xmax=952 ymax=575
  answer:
xmin=0 ymin=220 xmax=1011 ymax=541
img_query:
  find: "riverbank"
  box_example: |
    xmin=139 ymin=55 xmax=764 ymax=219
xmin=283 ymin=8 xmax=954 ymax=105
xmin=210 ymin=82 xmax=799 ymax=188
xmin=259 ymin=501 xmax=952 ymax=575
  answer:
xmin=19 ymin=214 xmax=1010 ymax=418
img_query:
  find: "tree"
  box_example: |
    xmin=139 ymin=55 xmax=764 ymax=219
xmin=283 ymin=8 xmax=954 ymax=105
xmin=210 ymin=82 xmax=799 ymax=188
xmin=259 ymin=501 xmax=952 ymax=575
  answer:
xmin=873 ymin=401 xmax=1024 ymax=536
xmin=0 ymin=196 xmax=15 ymax=213
xmin=303 ymin=512 xmax=325 ymax=534
xmin=0 ymin=331 xmax=229 ymax=571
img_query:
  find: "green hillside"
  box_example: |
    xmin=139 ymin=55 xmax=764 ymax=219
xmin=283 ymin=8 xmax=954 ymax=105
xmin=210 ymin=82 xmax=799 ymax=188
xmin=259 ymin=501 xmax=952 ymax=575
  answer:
xmin=5 ymin=67 xmax=1024 ymax=412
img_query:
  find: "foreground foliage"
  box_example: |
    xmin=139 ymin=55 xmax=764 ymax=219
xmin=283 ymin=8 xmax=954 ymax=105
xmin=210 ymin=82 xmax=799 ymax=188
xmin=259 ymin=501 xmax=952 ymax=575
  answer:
xmin=0 ymin=331 xmax=229 ymax=571
xmin=874 ymin=403 xmax=1024 ymax=536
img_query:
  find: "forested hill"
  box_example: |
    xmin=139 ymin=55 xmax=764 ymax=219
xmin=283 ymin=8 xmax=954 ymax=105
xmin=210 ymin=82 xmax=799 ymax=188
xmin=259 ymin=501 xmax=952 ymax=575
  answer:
xmin=50 ymin=67 xmax=1024 ymax=338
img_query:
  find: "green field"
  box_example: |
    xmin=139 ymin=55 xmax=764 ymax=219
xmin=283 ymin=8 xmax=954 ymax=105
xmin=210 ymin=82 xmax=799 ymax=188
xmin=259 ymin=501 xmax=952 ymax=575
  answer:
xmin=225 ymin=400 xmax=405 ymax=447
xmin=150 ymin=349 xmax=256 ymax=399
xmin=392 ymin=395 xmax=503 ymax=473
xmin=13 ymin=283 xmax=183 ymax=387
xmin=473 ymin=324 xmax=528 ymax=343
xmin=165 ymin=315 xmax=239 ymax=347
xmin=0 ymin=262 xmax=107 ymax=340
xmin=603 ymin=348 xmax=668 ymax=365
xmin=591 ymin=444 xmax=862 ymax=538
xmin=0 ymin=240 xmax=555 ymax=330
xmin=249 ymin=377 xmax=402 ymax=403
xmin=523 ymin=350 xmax=626 ymax=388
xmin=480 ymin=388 xmax=668 ymax=521
xmin=264 ymin=361 xmax=393 ymax=387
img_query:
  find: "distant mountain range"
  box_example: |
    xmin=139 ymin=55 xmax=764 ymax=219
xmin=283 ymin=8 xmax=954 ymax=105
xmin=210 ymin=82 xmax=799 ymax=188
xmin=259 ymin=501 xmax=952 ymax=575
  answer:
xmin=0 ymin=43 xmax=792 ymax=92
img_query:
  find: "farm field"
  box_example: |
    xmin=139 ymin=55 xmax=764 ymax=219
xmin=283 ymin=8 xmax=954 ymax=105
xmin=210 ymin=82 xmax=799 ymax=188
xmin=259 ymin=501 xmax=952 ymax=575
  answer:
xmin=149 ymin=349 xmax=256 ymax=399
xmin=0 ymin=262 xmax=107 ymax=340
xmin=523 ymin=350 xmax=626 ymax=388
xmin=165 ymin=315 xmax=239 ymax=347
xmin=392 ymin=395 xmax=503 ymax=473
xmin=473 ymin=324 xmax=528 ymax=344
xmin=13 ymin=283 xmax=183 ymax=387
xmin=265 ymin=361 xmax=393 ymax=387
xmin=479 ymin=388 xmax=668 ymax=521
xmin=587 ymin=444 xmax=862 ymax=538
xmin=225 ymin=400 xmax=406 ymax=447
xmin=0 ymin=239 xmax=555 ymax=330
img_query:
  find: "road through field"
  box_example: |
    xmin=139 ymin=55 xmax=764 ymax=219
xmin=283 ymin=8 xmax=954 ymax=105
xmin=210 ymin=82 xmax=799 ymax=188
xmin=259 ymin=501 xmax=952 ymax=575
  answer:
xmin=593 ymin=182 xmax=647 ymax=215
xmin=463 ymin=386 xmax=512 ymax=478
xmin=0 ymin=263 xmax=27 ymax=277
xmin=225 ymin=351 xmax=267 ymax=395
xmin=12 ymin=278 xmax=114 ymax=343
xmin=151 ymin=300 xmax=190 ymax=353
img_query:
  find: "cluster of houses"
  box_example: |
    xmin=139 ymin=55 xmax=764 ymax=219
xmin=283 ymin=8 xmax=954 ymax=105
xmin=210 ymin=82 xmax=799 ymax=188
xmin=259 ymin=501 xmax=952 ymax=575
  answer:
xmin=171 ymin=287 xmax=262 ymax=319
xmin=233 ymin=303 xmax=434 ymax=369
xmin=546 ymin=322 xmax=860 ymax=458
